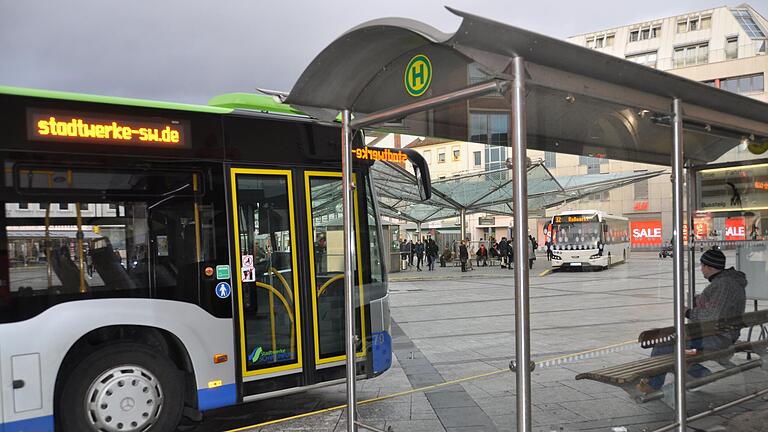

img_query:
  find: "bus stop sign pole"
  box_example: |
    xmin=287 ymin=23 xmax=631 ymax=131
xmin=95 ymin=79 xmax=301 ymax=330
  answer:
xmin=511 ymin=55 xmax=533 ymax=432
xmin=341 ymin=109 xmax=359 ymax=432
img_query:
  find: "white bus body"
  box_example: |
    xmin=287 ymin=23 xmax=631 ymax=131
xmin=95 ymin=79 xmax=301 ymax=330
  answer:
xmin=549 ymin=210 xmax=630 ymax=270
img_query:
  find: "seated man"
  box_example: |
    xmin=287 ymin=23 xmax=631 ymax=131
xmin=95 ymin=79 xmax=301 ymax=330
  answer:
xmin=637 ymin=248 xmax=747 ymax=393
xmin=439 ymin=244 xmax=452 ymax=267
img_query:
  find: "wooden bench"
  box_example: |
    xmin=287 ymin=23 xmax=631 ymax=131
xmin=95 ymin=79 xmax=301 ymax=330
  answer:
xmin=575 ymin=309 xmax=768 ymax=402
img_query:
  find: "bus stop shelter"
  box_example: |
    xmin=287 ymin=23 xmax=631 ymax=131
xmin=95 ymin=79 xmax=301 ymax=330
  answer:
xmin=286 ymin=7 xmax=768 ymax=432
xmin=372 ymin=160 xmax=663 ymax=228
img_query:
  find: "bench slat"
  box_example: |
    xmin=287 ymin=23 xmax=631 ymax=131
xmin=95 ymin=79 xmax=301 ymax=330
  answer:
xmin=575 ymin=340 xmax=767 ymax=385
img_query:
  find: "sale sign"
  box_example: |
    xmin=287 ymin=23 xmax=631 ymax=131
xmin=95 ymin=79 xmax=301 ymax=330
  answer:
xmin=630 ymin=220 xmax=663 ymax=246
xmin=725 ymin=217 xmax=746 ymax=241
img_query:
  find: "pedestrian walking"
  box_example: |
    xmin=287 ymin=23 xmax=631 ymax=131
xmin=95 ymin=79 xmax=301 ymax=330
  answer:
xmin=459 ymin=240 xmax=469 ymax=272
xmin=415 ymin=240 xmax=424 ymax=271
xmin=427 ymin=239 xmax=438 ymax=271
xmin=528 ymin=235 xmax=537 ymax=270
xmin=499 ymin=237 xmax=510 ymax=269
xmin=407 ymin=239 xmax=414 ymax=266
xmin=545 ymin=240 xmax=553 ymax=261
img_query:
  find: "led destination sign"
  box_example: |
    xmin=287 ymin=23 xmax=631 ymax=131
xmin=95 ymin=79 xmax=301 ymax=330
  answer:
xmin=28 ymin=109 xmax=189 ymax=147
xmin=352 ymin=147 xmax=409 ymax=163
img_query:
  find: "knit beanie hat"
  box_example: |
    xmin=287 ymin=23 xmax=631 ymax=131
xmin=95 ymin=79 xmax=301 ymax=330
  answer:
xmin=700 ymin=249 xmax=726 ymax=270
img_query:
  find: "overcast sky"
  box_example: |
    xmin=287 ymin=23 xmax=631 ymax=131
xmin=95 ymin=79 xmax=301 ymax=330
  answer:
xmin=1 ymin=1 xmax=766 ymax=104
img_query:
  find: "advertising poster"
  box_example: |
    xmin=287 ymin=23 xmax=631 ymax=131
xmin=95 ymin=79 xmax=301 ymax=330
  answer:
xmin=725 ymin=217 xmax=746 ymax=241
xmin=630 ymin=220 xmax=663 ymax=247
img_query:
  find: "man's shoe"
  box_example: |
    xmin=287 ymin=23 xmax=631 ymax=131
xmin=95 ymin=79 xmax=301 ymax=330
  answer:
xmin=636 ymin=379 xmax=656 ymax=394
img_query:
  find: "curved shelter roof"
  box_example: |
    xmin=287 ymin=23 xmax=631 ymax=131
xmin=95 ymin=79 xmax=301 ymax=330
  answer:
xmin=372 ymin=161 xmax=663 ymax=223
xmin=287 ymin=8 xmax=768 ymax=167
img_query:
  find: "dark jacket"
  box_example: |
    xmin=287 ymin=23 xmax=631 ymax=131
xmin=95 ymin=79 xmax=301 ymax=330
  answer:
xmin=459 ymin=244 xmax=469 ymax=260
xmin=414 ymin=243 xmax=425 ymax=256
xmin=689 ymin=267 xmax=747 ymax=341
xmin=498 ymin=240 xmax=509 ymax=256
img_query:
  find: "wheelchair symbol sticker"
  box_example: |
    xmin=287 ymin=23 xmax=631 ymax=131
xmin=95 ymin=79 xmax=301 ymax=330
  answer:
xmin=215 ymin=282 xmax=231 ymax=299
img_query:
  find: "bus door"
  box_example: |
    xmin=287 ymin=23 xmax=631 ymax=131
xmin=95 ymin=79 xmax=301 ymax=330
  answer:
xmin=303 ymin=171 xmax=366 ymax=371
xmin=230 ymin=168 xmax=367 ymax=387
xmin=230 ymin=168 xmax=304 ymax=381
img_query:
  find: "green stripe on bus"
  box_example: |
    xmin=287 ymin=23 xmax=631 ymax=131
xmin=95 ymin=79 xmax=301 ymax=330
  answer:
xmin=0 ymin=86 xmax=233 ymax=114
xmin=207 ymin=93 xmax=307 ymax=116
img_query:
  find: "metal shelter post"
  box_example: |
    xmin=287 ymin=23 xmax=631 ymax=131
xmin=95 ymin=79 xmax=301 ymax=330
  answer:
xmin=511 ymin=55 xmax=532 ymax=432
xmin=460 ymin=209 xmax=467 ymax=241
xmin=341 ymin=109 xmax=358 ymax=432
xmin=672 ymin=98 xmax=687 ymax=431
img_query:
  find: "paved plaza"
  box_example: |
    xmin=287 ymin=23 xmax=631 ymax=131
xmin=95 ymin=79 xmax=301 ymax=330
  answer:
xmin=198 ymin=252 xmax=768 ymax=432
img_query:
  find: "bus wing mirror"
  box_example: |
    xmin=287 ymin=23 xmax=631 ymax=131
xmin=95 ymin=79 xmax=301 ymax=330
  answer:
xmin=399 ymin=148 xmax=432 ymax=201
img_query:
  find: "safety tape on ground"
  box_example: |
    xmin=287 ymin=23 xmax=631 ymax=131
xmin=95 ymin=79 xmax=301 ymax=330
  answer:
xmin=224 ymin=338 xmax=643 ymax=431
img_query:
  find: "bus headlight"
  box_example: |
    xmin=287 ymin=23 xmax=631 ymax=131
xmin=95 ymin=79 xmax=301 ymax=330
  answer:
xmin=551 ymin=254 xmax=562 ymax=260
xmin=589 ymin=253 xmax=601 ymax=259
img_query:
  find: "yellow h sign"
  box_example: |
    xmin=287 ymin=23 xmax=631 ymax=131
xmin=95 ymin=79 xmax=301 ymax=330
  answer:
xmin=404 ymin=54 xmax=432 ymax=97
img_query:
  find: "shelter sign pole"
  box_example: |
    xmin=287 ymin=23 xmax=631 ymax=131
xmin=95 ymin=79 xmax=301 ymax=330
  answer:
xmin=672 ymin=98 xmax=687 ymax=431
xmin=460 ymin=209 xmax=466 ymax=241
xmin=341 ymin=109 xmax=358 ymax=432
xmin=511 ymin=55 xmax=532 ymax=432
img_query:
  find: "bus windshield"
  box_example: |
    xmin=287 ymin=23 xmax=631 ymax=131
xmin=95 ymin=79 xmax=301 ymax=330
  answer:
xmin=552 ymin=219 xmax=602 ymax=247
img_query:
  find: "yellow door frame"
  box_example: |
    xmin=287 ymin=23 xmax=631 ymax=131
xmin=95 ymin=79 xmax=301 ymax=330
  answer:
xmin=230 ymin=167 xmax=303 ymax=377
xmin=304 ymin=171 xmax=367 ymax=365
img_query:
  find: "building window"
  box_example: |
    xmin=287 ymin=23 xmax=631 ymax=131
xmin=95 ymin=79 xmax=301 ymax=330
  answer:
xmin=587 ymin=33 xmax=614 ymax=49
xmin=17 ymin=203 xmax=28 ymax=210
xmin=634 ymin=179 xmax=649 ymax=200
xmin=469 ymin=111 xmax=509 ymax=176
xmin=423 ymin=150 xmax=432 ymax=164
xmin=720 ymin=73 xmax=764 ymax=94
xmin=81 ymin=203 xmax=89 ymax=211
xmin=732 ymin=9 xmax=766 ymax=38
xmin=626 ymin=51 xmax=658 ymax=68
xmin=473 ymin=151 xmax=481 ymax=166
xmin=452 ymin=147 xmax=460 ymax=161
xmin=677 ymin=15 xmax=711 ymax=33
xmin=544 ymin=151 xmax=557 ymax=168
xmin=673 ymin=43 xmax=708 ymax=68
xmin=629 ymin=24 xmax=661 ymax=42
xmin=59 ymin=203 xmax=69 ymax=210
xmin=580 ymin=155 xmax=605 ymax=174
xmin=437 ymin=150 xmax=446 ymax=163
xmin=586 ymin=191 xmax=610 ymax=201
xmin=726 ymin=37 xmax=739 ymax=59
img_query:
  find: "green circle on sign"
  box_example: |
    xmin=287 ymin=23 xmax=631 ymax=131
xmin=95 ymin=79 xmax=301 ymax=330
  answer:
xmin=404 ymin=54 xmax=432 ymax=97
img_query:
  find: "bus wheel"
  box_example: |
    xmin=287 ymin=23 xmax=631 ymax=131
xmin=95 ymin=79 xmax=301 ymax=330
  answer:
xmin=58 ymin=343 xmax=184 ymax=432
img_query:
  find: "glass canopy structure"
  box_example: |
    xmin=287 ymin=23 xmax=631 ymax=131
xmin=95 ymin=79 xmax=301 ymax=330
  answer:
xmin=372 ymin=159 xmax=664 ymax=223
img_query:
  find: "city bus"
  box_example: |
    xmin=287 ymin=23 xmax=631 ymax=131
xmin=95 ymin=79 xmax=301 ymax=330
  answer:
xmin=548 ymin=210 xmax=630 ymax=270
xmin=0 ymin=86 xmax=429 ymax=432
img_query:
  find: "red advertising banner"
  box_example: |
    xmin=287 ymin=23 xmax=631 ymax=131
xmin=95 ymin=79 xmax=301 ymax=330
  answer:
xmin=693 ymin=218 xmax=709 ymax=240
xmin=630 ymin=220 xmax=663 ymax=246
xmin=725 ymin=217 xmax=746 ymax=241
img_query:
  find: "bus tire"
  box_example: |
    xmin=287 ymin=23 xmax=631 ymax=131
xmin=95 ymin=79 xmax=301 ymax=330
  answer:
xmin=58 ymin=342 xmax=184 ymax=432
